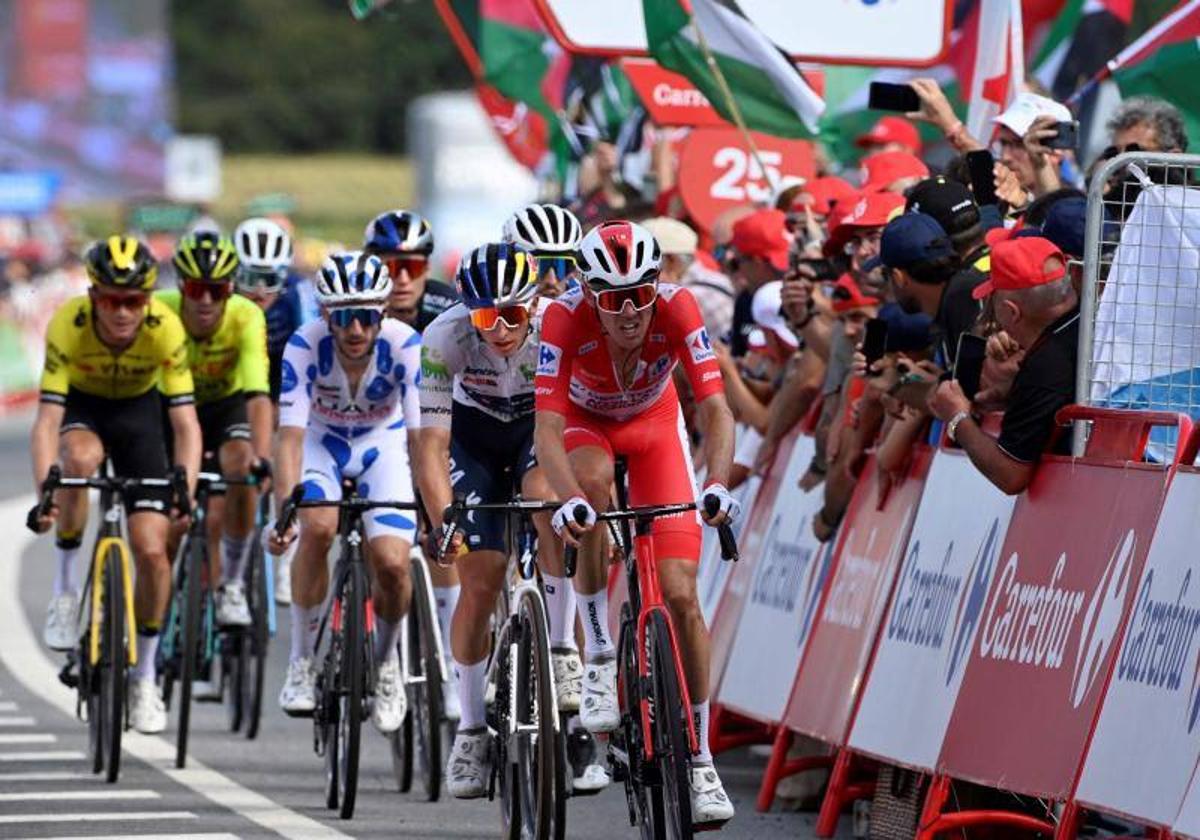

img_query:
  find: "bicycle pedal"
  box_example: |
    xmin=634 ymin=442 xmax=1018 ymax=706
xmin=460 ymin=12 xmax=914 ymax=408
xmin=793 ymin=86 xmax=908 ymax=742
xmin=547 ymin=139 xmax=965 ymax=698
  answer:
xmin=694 ymin=818 xmax=732 ymax=833
xmin=285 ymin=707 xmax=315 ymax=720
xmin=57 ymin=661 xmax=79 ymax=690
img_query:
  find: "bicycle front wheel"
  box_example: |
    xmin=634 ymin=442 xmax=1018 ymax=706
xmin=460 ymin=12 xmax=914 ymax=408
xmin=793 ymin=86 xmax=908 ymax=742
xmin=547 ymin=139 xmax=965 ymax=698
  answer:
xmin=336 ymin=563 xmax=366 ymax=820
xmin=101 ymin=544 xmax=127 ymax=784
xmin=647 ymin=610 xmax=692 ymax=840
xmin=242 ymin=534 xmax=269 ymax=740
xmin=410 ymin=556 xmax=444 ymax=802
xmin=176 ymin=533 xmax=205 ymax=769
xmin=511 ymin=587 xmax=563 ymax=840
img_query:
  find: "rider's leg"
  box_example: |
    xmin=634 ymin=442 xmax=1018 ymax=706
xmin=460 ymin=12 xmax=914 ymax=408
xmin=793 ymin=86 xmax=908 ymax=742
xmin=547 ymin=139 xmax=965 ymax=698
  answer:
xmin=365 ymin=535 xmax=412 ymax=663
xmin=218 ymin=438 xmax=256 ymax=584
xmin=55 ymin=429 xmax=103 ymax=597
xmin=659 ymin=557 xmax=712 ymax=760
xmin=128 ymin=511 xmax=172 ymax=680
xmin=290 ymin=506 xmax=336 ymax=662
xmin=427 ymin=561 xmax=459 ymax=656
xmin=565 ymin=444 xmax=615 ymax=660
xmin=450 ymin=549 xmax=507 ymax=729
xmin=522 ymin=466 xmax=575 ymax=649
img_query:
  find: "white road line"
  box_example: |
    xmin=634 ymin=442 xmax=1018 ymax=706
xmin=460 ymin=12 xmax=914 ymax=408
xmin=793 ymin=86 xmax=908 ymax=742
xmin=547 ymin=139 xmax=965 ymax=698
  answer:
xmin=0 ymin=716 xmax=36 ymax=726
xmin=8 ymin=835 xmax=239 ymax=840
xmin=0 ymin=733 xmax=54 ymax=744
xmin=0 ymin=789 xmax=161 ymax=802
xmin=0 ymin=751 xmax=84 ymax=761
xmin=0 ymin=701 xmax=18 ymax=712
xmin=0 ymin=771 xmax=90 ymax=781
xmin=0 ymin=812 xmax=195 ymax=824
xmin=0 ymin=498 xmax=351 ymax=840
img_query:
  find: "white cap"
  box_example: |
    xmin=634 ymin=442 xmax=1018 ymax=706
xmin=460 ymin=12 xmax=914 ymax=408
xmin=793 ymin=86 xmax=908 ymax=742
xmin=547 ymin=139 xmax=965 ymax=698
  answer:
xmin=993 ymin=92 xmax=1072 ymax=137
xmin=770 ymin=175 xmax=808 ymax=207
xmin=641 ymin=217 xmax=698 ymax=256
xmin=750 ymin=280 xmax=798 ymax=348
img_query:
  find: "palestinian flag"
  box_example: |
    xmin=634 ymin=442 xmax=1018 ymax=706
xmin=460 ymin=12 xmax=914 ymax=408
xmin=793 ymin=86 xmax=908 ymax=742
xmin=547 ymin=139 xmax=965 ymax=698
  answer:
xmin=642 ymin=0 xmax=824 ymax=139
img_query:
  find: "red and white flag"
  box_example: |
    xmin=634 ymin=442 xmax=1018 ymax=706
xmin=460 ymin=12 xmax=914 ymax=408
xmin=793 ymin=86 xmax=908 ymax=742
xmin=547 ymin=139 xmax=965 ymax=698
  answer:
xmin=964 ymin=0 xmax=1026 ymax=141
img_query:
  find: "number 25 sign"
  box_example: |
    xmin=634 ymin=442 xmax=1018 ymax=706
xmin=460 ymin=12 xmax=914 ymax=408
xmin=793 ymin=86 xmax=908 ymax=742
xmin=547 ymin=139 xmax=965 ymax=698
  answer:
xmin=677 ymin=128 xmax=816 ymax=235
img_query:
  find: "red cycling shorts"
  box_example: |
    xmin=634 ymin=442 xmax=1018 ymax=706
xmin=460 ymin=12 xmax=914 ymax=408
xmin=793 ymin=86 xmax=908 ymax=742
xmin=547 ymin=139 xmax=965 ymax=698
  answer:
xmin=562 ymin=392 xmax=702 ymax=561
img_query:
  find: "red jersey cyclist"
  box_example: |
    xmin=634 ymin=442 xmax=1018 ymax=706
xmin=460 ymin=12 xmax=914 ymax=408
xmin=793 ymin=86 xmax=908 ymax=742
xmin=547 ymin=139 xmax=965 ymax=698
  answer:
xmin=534 ymin=220 xmax=740 ymax=827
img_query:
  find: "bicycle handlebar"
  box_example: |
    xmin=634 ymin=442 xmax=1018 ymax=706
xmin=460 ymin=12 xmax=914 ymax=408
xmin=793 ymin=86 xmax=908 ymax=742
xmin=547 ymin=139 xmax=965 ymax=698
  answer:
xmin=561 ymin=504 xmax=590 ymax=578
xmin=274 ymin=483 xmax=421 ymax=541
xmin=27 ymin=465 xmax=192 ymax=532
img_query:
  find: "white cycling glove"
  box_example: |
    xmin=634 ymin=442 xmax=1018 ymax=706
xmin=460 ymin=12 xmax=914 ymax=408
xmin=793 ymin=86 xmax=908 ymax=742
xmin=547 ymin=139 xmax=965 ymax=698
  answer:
xmin=701 ymin=482 xmax=741 ymax=524
xmin=552 ymin=496 xmax=597 ymax=536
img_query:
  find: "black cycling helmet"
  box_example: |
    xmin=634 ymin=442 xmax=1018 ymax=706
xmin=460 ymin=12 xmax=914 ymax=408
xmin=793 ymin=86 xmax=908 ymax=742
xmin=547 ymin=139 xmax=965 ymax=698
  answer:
xmin=173 ymin=231 xmax=240 ymax=282
xmin=84 ymin=235 xmax=159 ymax=291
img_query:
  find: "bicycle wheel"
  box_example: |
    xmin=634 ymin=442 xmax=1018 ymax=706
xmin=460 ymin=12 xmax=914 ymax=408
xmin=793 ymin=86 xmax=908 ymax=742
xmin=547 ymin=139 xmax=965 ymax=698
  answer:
xmin=176 ymin=532 xmax=205 ymax=769
xmin=321 ymin=639 xmax=340 ymax=811
xmin=647 ymin=610 xmax=692 ymax=840
xmin=336 ymin=563 xmax=366 ymax=820
xmin=101 ymin=544 xmax=127 ymax=784
xmin=227 ymin=630 xmax=245 ymax=733
xmin=495 ymin=617 xmax=520 ymax=840
xmin=615 ymin=602 xmax=662 ymax=840
xmin=83 ymin=562 xmax=103 ymax=776
xmin=509 ymin=588 xmax=561 ymax=840
xmin=389 ymin=680 xmax=414 ymax=792
xmin=241 ymin=534 xmax=269 ymax=740
xmin=410 ymin=557 xmax=444 ymax=801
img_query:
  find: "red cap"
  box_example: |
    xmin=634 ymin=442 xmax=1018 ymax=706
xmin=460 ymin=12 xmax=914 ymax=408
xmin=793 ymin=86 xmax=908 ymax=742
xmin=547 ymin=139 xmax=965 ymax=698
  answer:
xmin=823 ymin=191 xmax=906 ymax=257
xmin=856 ymin=116 xmax=922 ymax=153
xmin=859 ymin=150 xmax=930 ymax=193
xmin=791 ymin=176 xmax=857 ymax=217
xmin=971 ymin=237 xmax=1067 ymax=300
xmin=831 ymin=273 xmax=881 ymax=313
xmin=731 ymin=209 xmax=791 ymax=271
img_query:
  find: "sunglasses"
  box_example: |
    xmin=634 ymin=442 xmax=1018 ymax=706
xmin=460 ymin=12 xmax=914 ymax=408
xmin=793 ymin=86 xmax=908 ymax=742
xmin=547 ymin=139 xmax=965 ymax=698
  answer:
xmin=329 ymin=307 xmax=384 ymax=329
xmin=182 ymin=279 xmax=234 ymax=302
xmin=535 ymin=255 xmax=577 ymax=281
xmin=1100 ymin=142 xmax=1142 ymax=161
xmin=92 ymin=290 xmax=149 ymax=313
xmin=591 ymin=282 xmax=658 ymax=315
xmin=383 ymin=255 xmax=429 ymax=280
xmin=468 ymin=304 xmax=531 ymax=331
xmin=236 ymin=266 xmax=287 ymax=291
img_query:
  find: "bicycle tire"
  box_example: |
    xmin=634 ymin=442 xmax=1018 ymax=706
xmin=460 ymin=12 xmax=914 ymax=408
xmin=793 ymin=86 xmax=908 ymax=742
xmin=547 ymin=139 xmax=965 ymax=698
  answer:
xmin=615 ymin=602 xmax=662 ymax=840
xmin=389 ymin=691 xmax=415 ymax=792
xmin=322 ymin=637 xmax=340 ymax=811
xmin=337 ymin=562 xmax=366 ymax=820
xmin=647 ymin=611 xmax=693 ymax=840
xmin=411 ymin=556 xmax=444 ymax=802
xmin=512 ymin=588 xmax=560 ymax=840
xmin=176 ymin=533 xmax=205 ymax=769
xmin=495 ymin=616 xmax=520 ymax=840
xmin=84 ymin=559 xmax=103 ymax=776
xmin=227 ymin=631 xmax=245 ymax=733
xmin=102 ymin=545 xmax=126 ymax=784
xmin=242 ymin=533 xmax=269 ymax=740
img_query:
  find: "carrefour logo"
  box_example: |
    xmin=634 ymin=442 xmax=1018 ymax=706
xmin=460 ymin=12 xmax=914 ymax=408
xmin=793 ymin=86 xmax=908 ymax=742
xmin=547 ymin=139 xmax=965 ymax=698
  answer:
xmin=978 ymin=553 xmax=1086 ymax=671
xmin=1070 ymin=530 xmax=1137 ymax=708
xmin=537 ymin=342 xmax=561 ymax=377
xmin=944 ymin=519 xmax=1002 ymax=684
xmin=1116 ymin=567 xmax=1200 ymax=715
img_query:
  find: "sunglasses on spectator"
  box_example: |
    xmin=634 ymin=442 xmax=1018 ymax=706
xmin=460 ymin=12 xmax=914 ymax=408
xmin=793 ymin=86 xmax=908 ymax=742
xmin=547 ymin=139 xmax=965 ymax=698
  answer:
xmin=383 ymin=255 xmax=429 ymax=280
xmin=182 ymin=280 xmax=234 ymax=302
xmin=92 ymin=289 xmax=149 ymax=313
xmin=590 ymin=281 xmax=658 ymax=314
xmin=329 ymin=307 xmax=384 ymax=329
xmin=468 ymin=304 xmax=531 ymax=331
xmin=237 ymin=266 xmax=288 ymax=291
xmin=1100 ymin=142 xmax=1143 ymax=160
xmin=535 ymin=255 xmax=577 ymax=281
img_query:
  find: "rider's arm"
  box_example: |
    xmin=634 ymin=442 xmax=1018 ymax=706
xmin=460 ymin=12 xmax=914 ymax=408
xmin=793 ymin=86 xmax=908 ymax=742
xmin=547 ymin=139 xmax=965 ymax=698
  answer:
xmin=275 ymin=425 xmax=304 ymax=509
xmin=247 ymin=395 xmax=273 ymax=464
xmin=30 ymin=400 xmax=64 ymax=492
xmin=275 ymin=328 xmax=314 ymax=507
xmin=534 ymin=410 xmax=585 ymax=501
xmin=695 ymin=393 xmax=736 ymax=488
xmin=34 ymin=307 xmax=72 ymax=490
xmin=415 ymin=426 xmax=453 ymax=530
xmin=532 ymin=300 xmax=584 ymax=501
xmin=167 ymin=402 xmax=202 ymax=490
xmin=238 ymin=302 xmax=272 ymax=463
xmin=416 ymin=322 xmax=455 ymax=526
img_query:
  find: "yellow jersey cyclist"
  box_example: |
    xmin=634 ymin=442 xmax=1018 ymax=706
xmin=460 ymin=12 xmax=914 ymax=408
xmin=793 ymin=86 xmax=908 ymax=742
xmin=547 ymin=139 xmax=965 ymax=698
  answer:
xmin=159 ymin=232 xmax=272 ymax=629
xmin=29 ymin=235 xmax=202 ymax=735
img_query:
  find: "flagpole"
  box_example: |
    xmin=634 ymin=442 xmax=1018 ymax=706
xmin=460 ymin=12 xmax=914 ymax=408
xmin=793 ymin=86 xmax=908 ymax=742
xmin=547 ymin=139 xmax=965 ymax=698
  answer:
xmin=688 ymin=16 xmax=781 ymax=195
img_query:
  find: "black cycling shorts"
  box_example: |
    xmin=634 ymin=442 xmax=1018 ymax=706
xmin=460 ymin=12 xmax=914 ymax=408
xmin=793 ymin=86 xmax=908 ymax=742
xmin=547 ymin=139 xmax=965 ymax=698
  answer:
xmin=449 ymin=402 xmax=537 ymax=553
xmin=60 ymin=388 xmax=172 ymax=514
xmin=162 ymin=392 xmax=252 ymax=474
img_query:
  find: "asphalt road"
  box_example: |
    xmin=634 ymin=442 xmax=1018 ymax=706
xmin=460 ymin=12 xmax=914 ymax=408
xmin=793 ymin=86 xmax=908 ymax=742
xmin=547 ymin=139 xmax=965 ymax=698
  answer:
xmin=0 ymin=409 xmax=844 ymax=840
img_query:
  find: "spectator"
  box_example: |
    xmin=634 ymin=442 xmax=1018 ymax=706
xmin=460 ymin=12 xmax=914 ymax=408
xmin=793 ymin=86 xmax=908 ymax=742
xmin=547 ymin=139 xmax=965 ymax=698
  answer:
xmin=716 ymin=280 xmax=798 ymax=434
xmin=928 ymin=236 xmax=1080 ymax=495
xmin=572 ymin=140 xmax=638 ymax=228
xmin=1105 ymin=96 xmax=1189 ymax=154
xmin=729 ymin=209 xmax=791 ymax=356
xmin=859 ymin=150 xmax=930 ymax=194
xmin=644 ymin=216 xmax=734 ymax=340
xmin=856 ymin=116 xmax=923 ymax=158
xmin=993 ymin=92 xmax=1073 ymax=198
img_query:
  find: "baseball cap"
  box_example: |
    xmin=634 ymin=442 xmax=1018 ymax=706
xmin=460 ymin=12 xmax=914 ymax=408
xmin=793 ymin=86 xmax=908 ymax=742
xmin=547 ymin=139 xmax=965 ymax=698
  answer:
xmin=1039 ymin=197 xmax=1086 ymax=258
xmin=831 ymin=273 xmax=882 ymax=313
xmin=642 ymin=216 xmax=699 ymax=256
xmin=859 ymin=151 xmax=930 ymax=193
xmin=878 ymin=302 xmax=934 ymax=353
xmin=904 ymin=176 xmax=980 ymax=236
xmin=856 ymin=116 xmax=922 ymax=153
xmin=993 ymin=92 xmax=1072 ymax=137
xmin=731 ymin=209 xmax=791 ymax=271
xmin=872 ymin=212 xmax=955 ymax=271
xmin=791 ymin=176 xmax=858 ymax=217
xmin=971 ymin=236 xmax=1067 ymax=300
xmin=751 ymin=280 xmax=799 ymax=347
xmin=824 ymin=192 xmax=907 ymax=257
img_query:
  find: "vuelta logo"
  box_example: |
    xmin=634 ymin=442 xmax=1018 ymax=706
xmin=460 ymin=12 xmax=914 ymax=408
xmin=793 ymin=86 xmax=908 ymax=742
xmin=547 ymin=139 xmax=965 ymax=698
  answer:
xmin=1070 ymin=530 xmax=1138 ymax=708
xmin=944 ymin=518 xmax=1002 ymax=684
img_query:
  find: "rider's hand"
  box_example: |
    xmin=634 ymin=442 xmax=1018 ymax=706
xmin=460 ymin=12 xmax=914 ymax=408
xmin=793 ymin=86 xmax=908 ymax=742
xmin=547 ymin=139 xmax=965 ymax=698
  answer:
xmin=552 ymin=496 xmax=596 ymax=548
xmin=252 ymin=458 xmax=273 ymax=495
xmin=428 ymin=523 xmax=466 ymax=566
xmin=25 ymin=502 xmax=58 ymax=534
xmin=268 ymin=519 xmax=297 ymax=554
xmin=700 ymin=482 xmax=740 ymax=527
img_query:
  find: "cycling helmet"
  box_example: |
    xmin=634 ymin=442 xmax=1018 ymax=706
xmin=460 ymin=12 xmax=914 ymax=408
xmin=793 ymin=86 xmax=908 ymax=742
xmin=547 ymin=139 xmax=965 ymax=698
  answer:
xmin=315 ymin=250 xmax=392 ymax=308
xmin=455 ymin=243 xmax=539 ymax=309
xmin=502 ymin=204 xmax=583 ymax=254
xmin=84 ymin=235 xmax=158 ymax=290
xmin=233 ymin=217 xmax=293 ymax=288
xmin=576 ymin=220 xmax=661 ymax=288
xmin=173 ymin=232 xmax=239 ymax=282
xmin=362 ymin=209 xmax=434 ymax=256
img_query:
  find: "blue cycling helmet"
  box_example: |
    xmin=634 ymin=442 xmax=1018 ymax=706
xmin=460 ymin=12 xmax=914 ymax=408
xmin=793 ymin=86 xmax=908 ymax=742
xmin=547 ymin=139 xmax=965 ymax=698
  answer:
xmin=455 ymin=243 xmax=539 ymax=309
xmin=362 ymin=209 xmax=433 ymax=256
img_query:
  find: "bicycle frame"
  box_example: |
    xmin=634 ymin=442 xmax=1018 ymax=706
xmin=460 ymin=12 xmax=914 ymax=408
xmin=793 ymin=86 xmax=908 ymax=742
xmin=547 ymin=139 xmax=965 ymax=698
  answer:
xmin=90 ymin=502 xmax=137 ymax=669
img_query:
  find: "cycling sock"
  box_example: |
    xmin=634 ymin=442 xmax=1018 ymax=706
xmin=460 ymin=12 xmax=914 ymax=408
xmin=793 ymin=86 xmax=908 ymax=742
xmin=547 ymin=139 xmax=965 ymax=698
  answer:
xmin=454 ymin=657 xmax=488 ymax=730
xmin=290 ymin=604 xmax=319 ymax=661
xmin=133 ymin=629 xmax=159 ymax=682
xmin=220 ymin=533 xmax=250 ymax=584
xmin=692 ymin=700 xmax=712 ymax=764
xmin=434 ymin=585 xmax=460 ymax=649
xmin=373 ymin=616 xmax=401 ymax=665
xmin=53 ymin=534 xmax=83 ymax=598
xmin=542 ymin=574 xmax=578 ymax=649
xmin=577 ymin=590 xmax=615 ymax=659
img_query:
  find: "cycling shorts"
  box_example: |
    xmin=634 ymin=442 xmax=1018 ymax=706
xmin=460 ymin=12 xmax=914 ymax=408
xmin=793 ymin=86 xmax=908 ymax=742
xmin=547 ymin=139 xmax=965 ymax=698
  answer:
xmin=300 ymin=429 xmax=417 ymax=544
xmin=199 ymin=392 xmax=251 ymax=473
xmin=562 ymin=392 xmax=701 ymax=561
xmin=449 ymin=402 xmax=536 ymax=553
xmin=61 ymin=388 xmax=171 ymax=514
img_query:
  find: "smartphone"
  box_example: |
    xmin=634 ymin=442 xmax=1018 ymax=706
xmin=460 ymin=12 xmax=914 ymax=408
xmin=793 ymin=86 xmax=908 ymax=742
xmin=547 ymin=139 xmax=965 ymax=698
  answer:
xmin=868 ymin=82 xmax=920 ymax=113
xmin=1044 ymin=120 xmax=1079 ymax=150
xmin=965 ymin=149 xmax=999 ymax=208
xmin=954 ymin=333 xmax=988 ymax=401
xmin=862 ymin=318 xmax=889 ymax=369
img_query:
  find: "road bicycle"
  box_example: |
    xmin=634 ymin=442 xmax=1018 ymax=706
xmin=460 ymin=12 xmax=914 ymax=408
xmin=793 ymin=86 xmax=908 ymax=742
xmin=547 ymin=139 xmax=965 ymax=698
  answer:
xmin=276 ymin=480 xmax=421 ymax=820
xmin=228 ymin=488 xmax=276 ymax=740
xmin=30 ymin=464 xmax=189 ymax=783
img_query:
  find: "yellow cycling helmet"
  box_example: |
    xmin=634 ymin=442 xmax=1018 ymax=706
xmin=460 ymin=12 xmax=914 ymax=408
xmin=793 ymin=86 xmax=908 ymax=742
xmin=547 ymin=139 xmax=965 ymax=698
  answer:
xmin=84 ymin=235 xmax=159 ymax=290
xmin=173 ymin=231 xmax=239 ymax=282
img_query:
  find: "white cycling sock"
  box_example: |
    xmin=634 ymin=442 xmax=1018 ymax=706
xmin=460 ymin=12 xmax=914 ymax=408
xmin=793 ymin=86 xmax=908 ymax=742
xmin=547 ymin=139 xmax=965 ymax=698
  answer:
xmin=454 ymin=658 xmax=488 ymax=731
xmin=290 ymin=604 xmax=319 ymax=662
xmin=577 ymin=589 xmax=615 ymax=659
xmin=221 ymin=533 xmax=250 ymax=584
xmin=692 ymin=700 xmax=712 ymax=764
xmin=53 ymin=538 xmax=82 ymax=598
xmin=134 ymin=631 xmax=159 ymax=682
xmin=542 ymin=574 xmax=578 ymax=649
xmin=374 ymin=616 xmax=401 ymax=665
xmin=434 ymin=585 xmax=459 ymax=649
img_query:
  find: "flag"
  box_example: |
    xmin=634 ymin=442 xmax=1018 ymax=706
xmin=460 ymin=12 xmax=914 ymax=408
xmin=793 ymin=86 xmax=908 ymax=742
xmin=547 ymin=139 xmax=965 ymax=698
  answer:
xmin=963 ymin=0 xmax=1025 ymax=141
xmin=642 ymin=0 xmax=824 ymax=138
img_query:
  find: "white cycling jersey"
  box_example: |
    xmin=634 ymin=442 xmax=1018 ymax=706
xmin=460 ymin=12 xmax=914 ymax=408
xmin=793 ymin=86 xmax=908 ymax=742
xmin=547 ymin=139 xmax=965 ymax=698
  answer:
xmin=418 ymin=301 xmax=544 ymax=429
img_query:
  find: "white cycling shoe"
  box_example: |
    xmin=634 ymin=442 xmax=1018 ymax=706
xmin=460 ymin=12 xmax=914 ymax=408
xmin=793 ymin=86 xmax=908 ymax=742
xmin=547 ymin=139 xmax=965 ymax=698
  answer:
xmin=215 ymin=581 xmax=251 ymax=628
xmin=580 ymin=657 xmax=620 ymax=733
xmin=372 ymin=658 xmax=407 ymax=734
xmin=279 ymin=656 xmax=317 ymax=715
xmin=43 ymin=592 xmax=78 ymax=651
xmin=129 ymin=679 xmax=167 ymax=734
xmin=690 ymin=763 xmax=736 ymax=827
xmin=552 ymin=647 xmax=583 ymax=714
xmin=575 ymin=761 xmax=611 ymax=792
xmin=446 ymin=726 xmax=491 ymax=799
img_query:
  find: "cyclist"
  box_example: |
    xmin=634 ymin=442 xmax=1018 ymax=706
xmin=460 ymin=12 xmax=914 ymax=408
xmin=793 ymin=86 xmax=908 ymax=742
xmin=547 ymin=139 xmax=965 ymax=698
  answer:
xmin=269 ymin=252 xmax=421 ymax=738
xmin=501 ymin=203 xmax=583 ymax=298
xmin=534 ymin=220 xmax=740 ymax=826
xmin=29 ymin=235 xmax=202 ymax=734
xmin=159 ymin=232 xmax=272 ymax=628
xmin=232 ymin=216 xmax=318 ymax=605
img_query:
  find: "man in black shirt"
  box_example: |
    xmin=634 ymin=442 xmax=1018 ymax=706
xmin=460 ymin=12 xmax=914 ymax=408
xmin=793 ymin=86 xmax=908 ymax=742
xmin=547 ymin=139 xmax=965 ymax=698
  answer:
xmin=928 ymin=236 xmax=1079 ymax=495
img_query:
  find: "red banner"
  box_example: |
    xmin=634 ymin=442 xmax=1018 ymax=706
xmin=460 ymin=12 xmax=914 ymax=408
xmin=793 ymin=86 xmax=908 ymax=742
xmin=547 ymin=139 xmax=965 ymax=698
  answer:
xmin=619 ymin=59 xmax=728 ymax=128
xmin=11 ymin=0 xmax=89 ymax=100
xmin=476 ymin=83 xmax=548 ymax=171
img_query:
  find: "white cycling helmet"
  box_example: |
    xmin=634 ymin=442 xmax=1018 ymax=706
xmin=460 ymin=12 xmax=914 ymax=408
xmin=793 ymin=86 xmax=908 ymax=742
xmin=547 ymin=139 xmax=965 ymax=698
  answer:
xmin=502 ymin=204 xmax=583 ymax=254
xmin=233 ymin=217 xmax=293 ymax=292
xmin=576 ymin=220 xmax=662 ymax=288
xmin=315 ymin=250 xmax=392 ymax=309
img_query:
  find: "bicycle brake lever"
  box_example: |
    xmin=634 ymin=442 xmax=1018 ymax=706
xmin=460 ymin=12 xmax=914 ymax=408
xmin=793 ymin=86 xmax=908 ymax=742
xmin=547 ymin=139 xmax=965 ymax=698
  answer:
xmin=562 ymin=504 xmax=590 ymax=578
xmin=703 ymin=494 xmax=739 ymax=562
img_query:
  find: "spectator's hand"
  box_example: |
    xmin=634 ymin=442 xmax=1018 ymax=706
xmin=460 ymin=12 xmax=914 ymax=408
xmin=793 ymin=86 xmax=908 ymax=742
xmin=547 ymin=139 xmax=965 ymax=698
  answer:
xmin=986 ymin=330 xmax=1021 ymax=362
xmin=753 ymin=435 xmax=779 ymax=475
xmin=927 ymin=379 xmax=971 ymax=422
xmin=781 ymin=269 xmax=815 ymax=326
xmin=907 ymin=78 xmax=960 ymax=135
xmin=812 ymin=508 xmax=838 ymax=542
xmin=713 ymin=340 xmax=739 ymax=377
xmin=994 ymin=162 xmax=1028 ymax=209
xmin=1023 ymin=115 xmax=1059 ymax=167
